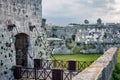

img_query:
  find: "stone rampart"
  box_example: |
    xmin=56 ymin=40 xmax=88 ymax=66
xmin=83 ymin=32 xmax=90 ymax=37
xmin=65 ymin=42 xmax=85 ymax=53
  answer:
xmin=72 ymin=47 xmax=118 ymax=80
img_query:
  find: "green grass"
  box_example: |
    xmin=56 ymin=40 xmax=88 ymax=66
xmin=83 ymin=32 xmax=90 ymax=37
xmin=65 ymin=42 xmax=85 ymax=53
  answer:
xmin=51 ymin=48 xmax=102 ymax=71
xmin=117 ymin=49 xmax=120 ymax=63
xmin=52 ymin=53 xmax=102 ymax=61
xmin=112 ymin=48 xmax=120 ymax=80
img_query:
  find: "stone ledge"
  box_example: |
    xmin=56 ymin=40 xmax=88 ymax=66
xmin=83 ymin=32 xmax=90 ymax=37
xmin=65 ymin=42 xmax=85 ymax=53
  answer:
xmin=72 ymin=47 xmax=118 ymax=80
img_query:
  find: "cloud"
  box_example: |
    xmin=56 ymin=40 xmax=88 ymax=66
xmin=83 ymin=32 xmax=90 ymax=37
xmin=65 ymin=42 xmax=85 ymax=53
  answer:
xmin=42 ymin=0 xmax=120 ymax=25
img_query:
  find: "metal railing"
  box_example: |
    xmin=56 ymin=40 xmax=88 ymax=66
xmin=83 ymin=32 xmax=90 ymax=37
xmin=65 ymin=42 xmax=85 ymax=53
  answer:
xmin=21 ymin=68 xmax=79 ymax=80
xmin=21 ymin=68 xmax=51 ymax=80
xmin=38 ymin=59 xmax=93 ymax=71
xmin=13 ymin=59 xmax=93 ymax=80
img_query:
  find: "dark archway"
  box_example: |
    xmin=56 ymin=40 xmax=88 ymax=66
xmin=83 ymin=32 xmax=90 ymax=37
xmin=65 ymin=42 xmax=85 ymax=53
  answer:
xmin=15 ymin=33 xmax=29 ymax=67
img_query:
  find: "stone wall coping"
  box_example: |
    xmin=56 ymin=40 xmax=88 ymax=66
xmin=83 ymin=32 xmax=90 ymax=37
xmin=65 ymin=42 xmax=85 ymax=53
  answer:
xmin=72 ymin=47 xmax=118 ymax=80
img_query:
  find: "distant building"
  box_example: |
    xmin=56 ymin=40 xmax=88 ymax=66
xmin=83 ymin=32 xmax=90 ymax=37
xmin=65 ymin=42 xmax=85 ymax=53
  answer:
xmin=46 ymin=25 xmax=77 ymax=40
xmin=45 ymin=21 xmax=120 ymax=53
xmin=75 ymin=23 xmax=120 ymax=53
xmin=47 ymin=38 xmax=72 ymax=54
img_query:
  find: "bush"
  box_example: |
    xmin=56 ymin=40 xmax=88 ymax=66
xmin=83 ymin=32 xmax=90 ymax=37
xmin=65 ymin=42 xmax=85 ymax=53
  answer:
xmin=112 ymin=73 xmax=120 ymax=80
xmin=112 ymin=63 xmax=120 ymax=80
xmin=76 ymin=42 xmax=81 ymax=46
xmin=72 ymin=47 xmax=80 ymax=54
xmin=66 ymin=45 xmax=73 ymax=49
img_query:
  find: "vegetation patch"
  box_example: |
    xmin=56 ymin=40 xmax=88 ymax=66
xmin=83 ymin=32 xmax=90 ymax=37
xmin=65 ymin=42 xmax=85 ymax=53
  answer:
xmin=112 ymin=63 xmax=120 ymax=80
xmin=52 ymin=45 xmax=102 ymax=61
xmin=112 ymin=48 xmax=120 ymax=80
xmin=66 ymin=45 xmax=73 ymax=49
xmin=52 ymin=53 xmax=101 ymax=61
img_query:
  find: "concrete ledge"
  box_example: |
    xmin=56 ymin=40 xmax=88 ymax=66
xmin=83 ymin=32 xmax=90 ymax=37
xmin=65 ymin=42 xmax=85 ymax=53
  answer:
xmin=72 ymin=47 xmax=118 ymax=80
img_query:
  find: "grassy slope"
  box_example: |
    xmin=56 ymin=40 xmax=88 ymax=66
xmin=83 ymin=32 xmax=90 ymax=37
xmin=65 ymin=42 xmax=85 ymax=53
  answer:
xmin=52 ymin=53 xmax=101 ymax=61
xmin=112 ymin=48 xmax=120 ymax=80
xmin=117 ymin=49 xmax=120 ymax=63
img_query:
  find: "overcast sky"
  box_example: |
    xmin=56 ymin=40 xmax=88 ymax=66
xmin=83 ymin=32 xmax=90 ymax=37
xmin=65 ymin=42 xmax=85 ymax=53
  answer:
xmin=42 ymin=0 xmax=120 ymax=25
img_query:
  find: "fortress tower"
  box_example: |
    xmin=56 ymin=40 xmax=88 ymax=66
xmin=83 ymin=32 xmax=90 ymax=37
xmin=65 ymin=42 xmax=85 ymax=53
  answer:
xmin=0 ymin=0 xmax=50 ymax=79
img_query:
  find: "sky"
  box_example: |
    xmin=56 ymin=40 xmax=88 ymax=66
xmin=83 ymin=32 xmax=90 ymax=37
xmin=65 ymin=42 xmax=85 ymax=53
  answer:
xmin=42 ymin=0 xmax=120 ymax=25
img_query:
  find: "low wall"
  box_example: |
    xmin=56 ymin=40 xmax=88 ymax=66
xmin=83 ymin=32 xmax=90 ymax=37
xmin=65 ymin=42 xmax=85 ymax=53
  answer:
xmin=72 ymin=47 xmax=118 ymax=80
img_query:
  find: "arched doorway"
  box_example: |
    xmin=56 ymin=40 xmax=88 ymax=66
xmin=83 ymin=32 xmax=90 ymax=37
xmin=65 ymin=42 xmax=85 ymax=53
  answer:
xmin=15 ymin=33 xmax=29 ymax=67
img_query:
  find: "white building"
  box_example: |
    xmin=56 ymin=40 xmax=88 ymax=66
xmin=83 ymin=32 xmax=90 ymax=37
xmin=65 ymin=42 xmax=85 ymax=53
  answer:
xmin=75 ymin=23 xmax=120 ymax=53
xmin=46 ymin=25 xmax=77 ymax=41
xmin=47 ymin=38 xmax=72 ymax=54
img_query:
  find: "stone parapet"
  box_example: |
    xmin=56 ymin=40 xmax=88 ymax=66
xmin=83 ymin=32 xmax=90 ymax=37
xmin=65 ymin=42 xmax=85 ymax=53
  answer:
xmin=72 ymin=47 xmax=118 ymax=80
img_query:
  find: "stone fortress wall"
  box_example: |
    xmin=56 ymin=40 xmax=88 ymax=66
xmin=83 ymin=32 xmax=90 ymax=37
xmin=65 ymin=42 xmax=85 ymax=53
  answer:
xmin=46 ymin=23 xmax=120 ymax=53
xmin=72 ymin=47 xmax=118 ymax=80
xmin=0 ymin=0 xmax=50 ymax=80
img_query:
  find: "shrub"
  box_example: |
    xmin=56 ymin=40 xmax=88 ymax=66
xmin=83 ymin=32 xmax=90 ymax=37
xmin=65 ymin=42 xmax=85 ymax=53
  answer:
xmin=76 ymin=42 xmax=81 ymax=46
xmin=66 ymin=45 xmax=73 ymax=49
xmin=112 ymin=63 xmax=120 ymax=80
xmin=72 ymin=47 xmax=80 ymax=54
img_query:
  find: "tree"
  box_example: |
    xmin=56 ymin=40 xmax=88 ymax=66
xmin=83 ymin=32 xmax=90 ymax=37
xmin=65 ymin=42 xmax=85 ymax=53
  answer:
xmin=68 ymin=23 xmax=80 ymax=25
xmin=84 ymin=19 xmax=89 ymax=24
xmin=97 ymin=18 xmax=102 ymax=24
xmin=72 ymin=35 xmax=76 ymax=41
